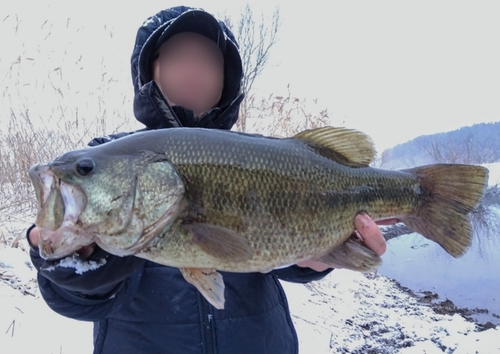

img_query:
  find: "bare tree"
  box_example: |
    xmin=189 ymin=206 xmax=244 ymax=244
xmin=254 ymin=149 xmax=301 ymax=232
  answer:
xmin=421 ymin=138 xmax=462 ymax=163
xmin=219 ymin=4 xmax=281 ymax=132
xmin=418 ymin=131 xmax=497 ymax=165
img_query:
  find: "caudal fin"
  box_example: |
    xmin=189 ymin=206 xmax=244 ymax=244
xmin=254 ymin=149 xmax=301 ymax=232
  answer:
xmin=402 ymin=164 xmax=488 ymax=257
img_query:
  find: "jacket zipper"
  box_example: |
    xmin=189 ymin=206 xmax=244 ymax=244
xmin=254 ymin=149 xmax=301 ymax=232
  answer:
xmin=273 ymin=276 xmax=299 ymax=354
xmin=199 ymin=294 xmax=215 ymax=354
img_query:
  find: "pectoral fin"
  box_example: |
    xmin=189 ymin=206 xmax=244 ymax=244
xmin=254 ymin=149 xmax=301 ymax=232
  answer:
xmin=183 ymin=223 xmax=253 ymax=262
xmin=179 ymin=268 xmax=226 ymax=309
xmin=316 ymin=237 xmax=382 ymax=272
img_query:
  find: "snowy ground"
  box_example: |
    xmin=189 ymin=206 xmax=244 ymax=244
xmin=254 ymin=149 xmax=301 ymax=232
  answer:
xmin=0 ymin=245 xmax=93 ymax=354
xmin=284 ymin=272 xmax=499 ymax=353
xmin=1 ymin=241 xmax=498 ymax=354
xmin=1 ymin=162 xmax=499 ymax=353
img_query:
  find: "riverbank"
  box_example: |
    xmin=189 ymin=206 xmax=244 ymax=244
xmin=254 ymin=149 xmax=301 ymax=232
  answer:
xmin=1 ymin=243 xmax=498 ymax=353
xmin=284 ymin=270 xmax=499 ymax=353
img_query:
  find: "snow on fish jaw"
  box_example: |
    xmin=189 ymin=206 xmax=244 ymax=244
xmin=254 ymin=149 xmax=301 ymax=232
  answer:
xmin=41 ymin=254 xmax=107 ymax=275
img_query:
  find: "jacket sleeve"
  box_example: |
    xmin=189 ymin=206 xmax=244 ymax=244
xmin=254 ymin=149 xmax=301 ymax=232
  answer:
xmin=27 ymin=224 xmax=146 ymax=321
xmin=271 ymin=265 xmax=333 ymax=284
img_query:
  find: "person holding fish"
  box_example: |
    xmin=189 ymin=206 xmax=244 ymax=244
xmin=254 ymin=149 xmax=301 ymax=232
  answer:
xmin=26 ymin=6 xmax=391 ymax=354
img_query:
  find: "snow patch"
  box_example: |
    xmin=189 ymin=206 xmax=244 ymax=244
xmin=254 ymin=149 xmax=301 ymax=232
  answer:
xmin=42 ymin=254 xmax=106 ymax=275
xmin=0 ymin=282 xmax=93 ymax=354
xmin=0 ymin=247 xmax=37 ymax=295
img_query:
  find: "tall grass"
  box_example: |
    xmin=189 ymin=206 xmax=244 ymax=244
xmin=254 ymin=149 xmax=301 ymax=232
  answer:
xmin=0 ymin=12 xmax=140 ymax=244
xmin=0 ymin=11 xmax=331 ymax=246
xmin=243 ymin=85 xmax=334 ymax=137
xmin=1 ymin=10 xmax=498 ymax=249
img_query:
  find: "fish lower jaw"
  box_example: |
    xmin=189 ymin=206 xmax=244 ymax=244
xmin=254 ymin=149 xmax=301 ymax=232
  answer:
xmin=38 ymin=223 xmax=94 ymax=260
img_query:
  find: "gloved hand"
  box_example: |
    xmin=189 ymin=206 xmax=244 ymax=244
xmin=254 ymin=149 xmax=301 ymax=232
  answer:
xmin=27 ymin=224 xmax=146 ymax=298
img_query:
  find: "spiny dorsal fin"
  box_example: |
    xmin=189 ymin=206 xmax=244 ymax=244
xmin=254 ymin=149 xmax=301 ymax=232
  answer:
xmin=292 ymin=127 xmax=376 ymax=167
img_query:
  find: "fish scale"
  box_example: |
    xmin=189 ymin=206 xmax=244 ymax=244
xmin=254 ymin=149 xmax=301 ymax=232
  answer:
xmin=131 ymin=130 xmax=427 ymax=271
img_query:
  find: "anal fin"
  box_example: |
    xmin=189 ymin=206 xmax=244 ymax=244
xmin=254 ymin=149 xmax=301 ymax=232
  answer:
xmin=179 ymin=267 xmax=226 ymax=310
xmin=316 ymin=237 xmax=382 ymax=272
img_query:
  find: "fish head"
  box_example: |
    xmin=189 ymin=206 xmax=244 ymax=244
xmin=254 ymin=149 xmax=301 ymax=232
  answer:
xmin=29 ymin=147 xmax=185 ymax=260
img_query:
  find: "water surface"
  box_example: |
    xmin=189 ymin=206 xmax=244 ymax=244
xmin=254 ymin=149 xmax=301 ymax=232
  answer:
xmin=379 ymin=227 xmax=500 ymax=325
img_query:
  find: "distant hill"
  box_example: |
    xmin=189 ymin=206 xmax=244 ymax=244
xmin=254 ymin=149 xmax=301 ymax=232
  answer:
xmin=377 ymin=121 xmax=500 ymax=169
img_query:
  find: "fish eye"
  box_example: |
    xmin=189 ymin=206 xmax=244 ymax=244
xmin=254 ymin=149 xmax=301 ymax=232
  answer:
xmin=75 ymin=158 xmax=95 ymax=177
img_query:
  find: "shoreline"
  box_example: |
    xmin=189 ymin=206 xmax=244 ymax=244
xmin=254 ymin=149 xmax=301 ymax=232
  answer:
xmin=282 ymin=269 xmax=499 ymax=353
xmin=389 ymin=276 xmax=498 ymax=332
xmin=1 ymin=242 xmax=499 ymax=353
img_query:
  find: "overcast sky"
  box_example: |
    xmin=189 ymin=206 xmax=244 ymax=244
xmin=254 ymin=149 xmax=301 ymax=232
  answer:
xmin=3 ymin=0 xmax=500 ymax=152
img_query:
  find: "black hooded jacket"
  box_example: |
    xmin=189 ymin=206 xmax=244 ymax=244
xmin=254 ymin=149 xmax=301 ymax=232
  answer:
xmin=28 ymin=6 xmax=333 ymax=354
xmin=131 ymin=5 xmax=245 ymax=131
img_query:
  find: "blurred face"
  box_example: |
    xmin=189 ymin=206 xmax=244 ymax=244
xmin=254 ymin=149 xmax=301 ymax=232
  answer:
xmin=152 ymin=32 xmax=224 ymax=117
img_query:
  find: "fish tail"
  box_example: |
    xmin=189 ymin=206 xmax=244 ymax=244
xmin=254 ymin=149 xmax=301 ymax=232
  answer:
xmin=402 ymin=164 xmax=488 ymax=257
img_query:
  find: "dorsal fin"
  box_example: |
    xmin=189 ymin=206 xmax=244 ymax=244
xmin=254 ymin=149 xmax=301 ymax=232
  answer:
xmin=292 ymin=127 xmax=376 ymax=167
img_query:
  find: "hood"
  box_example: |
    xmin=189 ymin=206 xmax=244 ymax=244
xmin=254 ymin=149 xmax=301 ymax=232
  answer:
xmin=130 ymin=6 xmax=244 ymax=130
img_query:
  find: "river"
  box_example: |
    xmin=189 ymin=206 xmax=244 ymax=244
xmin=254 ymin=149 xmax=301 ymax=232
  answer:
xmin=379 ymin=211 xmax=500 ymax=325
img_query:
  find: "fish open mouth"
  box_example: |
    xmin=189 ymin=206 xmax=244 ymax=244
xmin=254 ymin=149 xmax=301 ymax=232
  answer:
xmin=29 ymin=164 xmax=92 ymax=260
